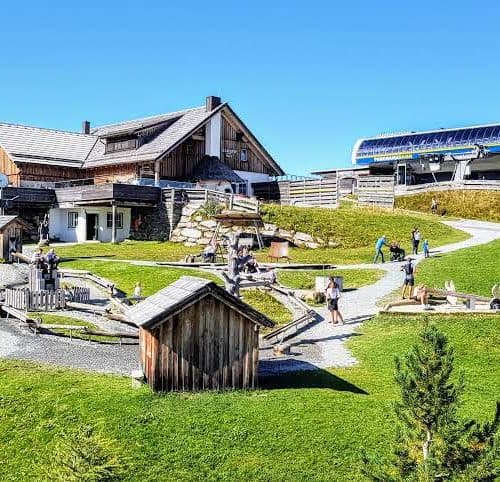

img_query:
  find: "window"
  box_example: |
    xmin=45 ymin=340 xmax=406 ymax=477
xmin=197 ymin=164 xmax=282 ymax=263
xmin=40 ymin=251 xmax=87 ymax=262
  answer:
xmin=240 ymin=148 xmax=248 ymax=162
xmin=68 ymin=212 xmax=78 ymax=229
xmin=107 ymin=212 xmax=123 ymax=229
xmin=105 ymin=138 xmax=138 ymax=154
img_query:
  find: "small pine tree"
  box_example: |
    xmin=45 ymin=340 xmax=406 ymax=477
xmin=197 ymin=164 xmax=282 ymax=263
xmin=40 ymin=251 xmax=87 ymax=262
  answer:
xmin=47 ymin=425 xmax=126 ymax=481
xmin=362 ymin=323 xmax=500 ymax=481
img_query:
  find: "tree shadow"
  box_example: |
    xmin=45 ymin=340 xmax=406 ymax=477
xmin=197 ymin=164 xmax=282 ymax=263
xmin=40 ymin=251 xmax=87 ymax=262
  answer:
xmin=259 ymin=360 xmax=368 ymax=394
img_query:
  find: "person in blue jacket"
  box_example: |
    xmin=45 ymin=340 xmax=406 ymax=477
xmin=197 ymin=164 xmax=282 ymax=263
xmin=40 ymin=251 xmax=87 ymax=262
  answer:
xmin=373 ymin=235 xmax=388 ymax=263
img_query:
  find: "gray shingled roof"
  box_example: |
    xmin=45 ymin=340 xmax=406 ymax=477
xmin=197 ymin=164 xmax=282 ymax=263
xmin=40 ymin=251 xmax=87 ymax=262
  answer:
xmin=0 ymin=123 xmax=97 ymax=167
xmin=0 ymin=215 xmax=24 ymax=230
xmin=84 ymin=106 xmax=224 ymax=168
xmin=127 ymin=276 xmax=275 ymax=329
xmin=190 ymin=156 xmax=244 ymax=183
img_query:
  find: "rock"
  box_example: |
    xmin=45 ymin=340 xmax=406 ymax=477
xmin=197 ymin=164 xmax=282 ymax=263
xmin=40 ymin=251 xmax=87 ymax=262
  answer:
xmin=183 ymin=242 xmax=198 ymax=247
xmin=200 ymin=220 xmax=217 ymax=229
xmin=198 ymin=238 xmax=212 ymax=245
xmin=261 ymin=230 xmax=277 ymax=237
xmin=278 ymin=229 xmax=293 ymax=239
xmin=294 ymin=232 xmax=314 ymax=243
xmin=306 ymin=242 xmax=320 ymax=249
xmin=180 ymin=228 xmax=202 ymax=239
xmin=328 ymin=240 xmax=339 ymax=247
xmin=194 ymin=215 xmax=203 ymax=222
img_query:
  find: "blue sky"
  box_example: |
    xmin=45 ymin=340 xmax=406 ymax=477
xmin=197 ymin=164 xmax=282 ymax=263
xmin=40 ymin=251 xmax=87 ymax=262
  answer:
xmin=1 ymin=0 xmax=500 ymax=175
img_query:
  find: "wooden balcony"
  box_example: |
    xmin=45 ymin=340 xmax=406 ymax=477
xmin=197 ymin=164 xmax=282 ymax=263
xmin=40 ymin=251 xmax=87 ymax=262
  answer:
xmin=55 ymin=183 xmax=160 ymax=208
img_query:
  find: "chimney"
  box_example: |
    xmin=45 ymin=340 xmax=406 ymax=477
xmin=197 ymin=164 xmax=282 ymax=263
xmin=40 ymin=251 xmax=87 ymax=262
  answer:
xmin=82 ymin=120 xmax=91 ymax=134
xmin=206 ymin=96 xmax=221 ymax=112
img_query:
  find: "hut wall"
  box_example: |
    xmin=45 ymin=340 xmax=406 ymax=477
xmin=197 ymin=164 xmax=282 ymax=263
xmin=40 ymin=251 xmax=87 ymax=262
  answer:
xmin=0 ymin=147 xmax=21 ymax=186
xmin=140 ymin=296 xmax=259 ymax=391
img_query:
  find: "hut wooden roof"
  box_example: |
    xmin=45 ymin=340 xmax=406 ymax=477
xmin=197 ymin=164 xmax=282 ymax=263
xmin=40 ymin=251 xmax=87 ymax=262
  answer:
xmin=0 ymin=215 xmax=27 ymax=230
xmin=128 ymin=276 xmax=275 ymax=329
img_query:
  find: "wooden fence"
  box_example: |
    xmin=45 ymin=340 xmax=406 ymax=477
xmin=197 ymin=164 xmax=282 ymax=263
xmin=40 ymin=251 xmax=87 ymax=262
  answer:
xmin=395 ymin=179 xmax=500 ymax=196
xmin=252 ymin=178 xmax=338 ymax=208
xmin=357 ymin=176 xmax=395 ymax=208
xmin=4 ymin=287 xmax=90 ymax=311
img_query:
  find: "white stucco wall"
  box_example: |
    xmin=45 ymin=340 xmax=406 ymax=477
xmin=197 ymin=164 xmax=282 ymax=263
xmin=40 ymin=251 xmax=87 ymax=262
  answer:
xmin=233 ymin=170 xmax=271 ymax=196
xmin=49 ymin=207 xmax=131 ymax=243
xmin=205 ymin=112 xmax=221 ymax=157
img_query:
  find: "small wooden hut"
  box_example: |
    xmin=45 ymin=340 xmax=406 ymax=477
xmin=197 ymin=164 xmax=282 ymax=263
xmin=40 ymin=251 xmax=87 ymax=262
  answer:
xmin=128 ymin=276 xmax=274 ymax=392
xmin=0 ymin=215 xmax=27 ymax=262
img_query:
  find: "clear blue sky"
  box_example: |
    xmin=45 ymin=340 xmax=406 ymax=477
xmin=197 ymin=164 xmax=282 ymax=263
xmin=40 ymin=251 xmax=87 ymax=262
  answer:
xmin=1 ymin=0 xmax=500 ymax=175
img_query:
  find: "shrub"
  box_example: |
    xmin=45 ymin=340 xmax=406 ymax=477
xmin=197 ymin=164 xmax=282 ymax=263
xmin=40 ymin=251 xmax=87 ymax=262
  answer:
xmin=195 ymin=199 xmax=224 ymax=219
xmin=47 ymin=425 xmax=127 ymax=481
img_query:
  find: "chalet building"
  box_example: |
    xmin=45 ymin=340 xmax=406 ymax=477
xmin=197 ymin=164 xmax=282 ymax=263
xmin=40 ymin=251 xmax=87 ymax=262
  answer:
xmin=0 ymin=96 xmax=284 ymax=242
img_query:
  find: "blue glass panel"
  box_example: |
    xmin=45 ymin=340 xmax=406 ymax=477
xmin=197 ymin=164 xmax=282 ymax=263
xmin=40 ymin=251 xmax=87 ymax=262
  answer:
xmin=490 ymin=126 xmax=500 ymax=141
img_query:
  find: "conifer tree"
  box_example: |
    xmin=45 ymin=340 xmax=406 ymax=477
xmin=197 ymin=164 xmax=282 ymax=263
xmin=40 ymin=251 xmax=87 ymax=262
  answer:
xmin=362 ymin=323 xmax=499 ymax=481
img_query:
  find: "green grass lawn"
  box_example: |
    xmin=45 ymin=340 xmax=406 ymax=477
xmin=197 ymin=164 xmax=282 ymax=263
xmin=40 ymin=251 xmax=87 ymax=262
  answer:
xmin=54 ymin=205 xmax=468 ymax=266
xmin=241 ymin=289 xmax=293 ymax=326
xmin=417 ymin=239 xmax=500 ymax=296
xmin=61 ymin=260 xmax=292 ymax=327
xmin=395 ymin=190 xmax=500 ymax=221
xmin=0 ymin=314 xmax=497 ymax=481
xmin=277 ymin=268 xmax=383 ymax=290
xmin=61 ymin=259 xmax=222 ymax=297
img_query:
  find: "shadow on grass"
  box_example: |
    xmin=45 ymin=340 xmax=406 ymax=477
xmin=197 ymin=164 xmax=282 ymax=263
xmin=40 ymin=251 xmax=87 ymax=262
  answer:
xmin=259 ymin=362 xmax=368 ymax=394
xmin=61 ymin=255 xmax=116 ymax=262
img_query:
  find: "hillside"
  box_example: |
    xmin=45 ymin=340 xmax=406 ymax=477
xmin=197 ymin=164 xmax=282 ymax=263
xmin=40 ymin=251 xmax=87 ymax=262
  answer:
xmin=260 ymin=204 xmax=467 ymax=249
xmin=395 ymin=190 xmax=500 ymax=221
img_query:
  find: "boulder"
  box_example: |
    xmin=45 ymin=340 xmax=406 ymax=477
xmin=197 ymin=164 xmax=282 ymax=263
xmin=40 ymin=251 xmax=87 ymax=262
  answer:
xmin=306 ymin=242 xmax=320 ymax=249
xmin=183 ymin=242 xmax=198 ymax=247
xmin=198 ymin=238 xmax=212 ymax=245
xmin=294 ymin=232 xmax=314 ymax=243
xmin=200 ymin=220 xmax=217 ymax=229
xmin=180 ymin=228 xmax=202 ymax=239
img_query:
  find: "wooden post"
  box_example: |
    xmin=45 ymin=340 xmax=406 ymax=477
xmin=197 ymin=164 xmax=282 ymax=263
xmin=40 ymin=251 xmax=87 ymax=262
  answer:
xmin=111 ymin=202 xmax=117 ymax=244
xmin=154 ymin=160 xmax=160 ymax=187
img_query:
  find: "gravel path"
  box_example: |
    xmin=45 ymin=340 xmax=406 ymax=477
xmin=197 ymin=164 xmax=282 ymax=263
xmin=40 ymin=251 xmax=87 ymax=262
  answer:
xmin=260 ymin=219 xmax=500 ymax=374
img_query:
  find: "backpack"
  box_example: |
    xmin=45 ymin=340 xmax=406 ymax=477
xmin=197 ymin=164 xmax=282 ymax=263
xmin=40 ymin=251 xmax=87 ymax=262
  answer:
xmin=404 ymin=262 xmax=413 ymax=275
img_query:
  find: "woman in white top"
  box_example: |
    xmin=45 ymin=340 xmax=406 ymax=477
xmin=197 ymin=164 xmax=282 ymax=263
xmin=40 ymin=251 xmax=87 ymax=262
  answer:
xmin=325 ymin=280 xmax=344 ymax=325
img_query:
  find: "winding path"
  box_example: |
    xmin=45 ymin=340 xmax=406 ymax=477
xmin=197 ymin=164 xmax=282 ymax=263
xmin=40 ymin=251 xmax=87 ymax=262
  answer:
xmin=1 ymin=219 xmax=499 ymax=376
xmin=260 ymin=219 xmax=500 ymax=374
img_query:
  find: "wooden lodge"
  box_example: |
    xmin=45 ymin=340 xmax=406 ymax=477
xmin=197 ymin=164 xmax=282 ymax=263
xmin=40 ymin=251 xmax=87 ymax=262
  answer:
xmin=128 ymin=276 xmax=275 ymax=392
xmin=0 ymin=95 xmax=284 ymax=242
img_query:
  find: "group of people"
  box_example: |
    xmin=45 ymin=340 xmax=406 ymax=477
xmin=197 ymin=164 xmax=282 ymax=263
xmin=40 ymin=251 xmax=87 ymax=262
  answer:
xmin=374 ymin=227 xmax=430 ymax=264
xmin=31 ymin=247 xmax=60 ymax=273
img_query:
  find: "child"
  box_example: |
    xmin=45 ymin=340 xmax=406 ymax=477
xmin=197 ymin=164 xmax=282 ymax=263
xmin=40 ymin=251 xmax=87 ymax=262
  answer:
xmin=422 ymin=239 xmax=430 ymax=258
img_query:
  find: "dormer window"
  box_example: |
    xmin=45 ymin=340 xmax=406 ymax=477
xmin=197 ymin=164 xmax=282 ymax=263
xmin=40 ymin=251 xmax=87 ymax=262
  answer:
xmin=105 ymin=137 xmax=138 ymax=154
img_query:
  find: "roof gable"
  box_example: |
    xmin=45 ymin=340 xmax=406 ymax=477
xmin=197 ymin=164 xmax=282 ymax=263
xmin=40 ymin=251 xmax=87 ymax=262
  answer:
xmin=0 ymin=215 xmax=28 ymax=230
xmin=128 ymin=276 xmax=274 ymax=329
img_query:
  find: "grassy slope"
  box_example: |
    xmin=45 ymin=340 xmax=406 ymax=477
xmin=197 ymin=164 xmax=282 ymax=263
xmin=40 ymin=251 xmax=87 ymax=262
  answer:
xmin=417 ymin=239 xmax=500 ymax=296
xmin=0 ymin=314 xmax=498 ymax=481
xmin=395 ymin=190 xmax=500 ymax=221
xmin=241 ymin=289 xmax=293 ymax=325
xmin=54 ymin=205 xmax=468 ymax=265
xmin=277 ymin=268 xmax=383 ymax=290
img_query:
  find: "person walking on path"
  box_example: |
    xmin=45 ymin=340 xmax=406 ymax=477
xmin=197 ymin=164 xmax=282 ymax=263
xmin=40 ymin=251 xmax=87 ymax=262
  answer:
xmin=411 ymin=227 xmax=421 ymax=255
xmin=422 ymin=239 xmax=430 ymax=258
xmin=325 ymin=279 xmax=343 ymax=324
xmin=373 ymin=235 xmax=388 ymax=263
xmin=431 ymin=197 xmax=438 ymax=214
xmin=401 ymin=257 xmax=416 ymax=299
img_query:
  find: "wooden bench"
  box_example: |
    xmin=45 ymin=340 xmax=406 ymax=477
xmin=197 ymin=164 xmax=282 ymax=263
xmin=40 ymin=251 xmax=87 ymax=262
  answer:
xmin=267 ymin=241 xmax=291 ymax=263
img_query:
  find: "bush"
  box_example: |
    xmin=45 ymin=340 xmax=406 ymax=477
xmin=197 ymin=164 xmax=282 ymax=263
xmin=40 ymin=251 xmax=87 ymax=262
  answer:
xmin=396 ymin=190 xmax=500 ymax=221
xmin=194 ymin=199 xmax=224 ymax=219
xmin=47 ymin=425 xmax=126 ymax=481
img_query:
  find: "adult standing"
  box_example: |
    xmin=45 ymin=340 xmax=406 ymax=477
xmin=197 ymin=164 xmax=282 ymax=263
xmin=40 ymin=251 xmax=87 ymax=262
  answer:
xmin=401 ymin=257 xmax=416 ymax=299
xmin=411 ymin=226 xmax=421 ymax=255
xmin=325 ymin=279 xmax=343 ymax=324
xmin=431 ymin=197 xmax=438 ymax=214
xmin=373 ymin=235 xmax=388 ymax=263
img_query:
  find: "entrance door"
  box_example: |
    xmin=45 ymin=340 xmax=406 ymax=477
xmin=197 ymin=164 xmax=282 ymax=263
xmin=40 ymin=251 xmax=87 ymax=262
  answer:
xmin=86 ymin=213 xmax=99 ymax=240
xmin=396 ymin=163 xmax=407 ymax=185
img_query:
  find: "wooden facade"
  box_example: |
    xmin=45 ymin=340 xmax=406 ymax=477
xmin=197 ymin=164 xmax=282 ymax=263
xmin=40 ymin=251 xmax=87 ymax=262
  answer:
xmin=140 ymin=297 xmax=260 ymax=391
xmin=130 ymin=277 xmax=274 ymax=392
xmin=0 ymin=147 xmax=20 ymax=186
